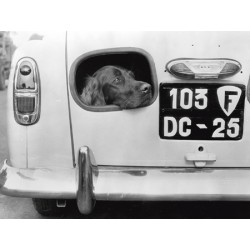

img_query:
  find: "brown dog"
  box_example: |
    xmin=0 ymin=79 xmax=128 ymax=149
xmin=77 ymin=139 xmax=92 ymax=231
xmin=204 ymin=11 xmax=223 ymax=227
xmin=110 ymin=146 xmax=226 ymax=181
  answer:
xmin=80 ymin=66 xmax=152 ymax=109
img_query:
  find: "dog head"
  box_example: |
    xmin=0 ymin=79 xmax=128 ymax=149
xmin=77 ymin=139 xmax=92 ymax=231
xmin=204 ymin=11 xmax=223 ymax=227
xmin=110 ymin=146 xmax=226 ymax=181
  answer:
xmin=81 ymin=66 xmax=152 ymax=109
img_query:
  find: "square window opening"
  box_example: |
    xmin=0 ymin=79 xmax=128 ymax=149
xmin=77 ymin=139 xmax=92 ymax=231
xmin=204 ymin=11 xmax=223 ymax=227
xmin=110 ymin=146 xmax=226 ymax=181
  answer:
xmin=70 ymin=48 xmax=158 ymax=112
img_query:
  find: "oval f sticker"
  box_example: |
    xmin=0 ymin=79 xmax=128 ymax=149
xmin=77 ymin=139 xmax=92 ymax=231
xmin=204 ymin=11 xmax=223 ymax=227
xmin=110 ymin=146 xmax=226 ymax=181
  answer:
xmin=217 ymin=86 xmax=242 ymax=116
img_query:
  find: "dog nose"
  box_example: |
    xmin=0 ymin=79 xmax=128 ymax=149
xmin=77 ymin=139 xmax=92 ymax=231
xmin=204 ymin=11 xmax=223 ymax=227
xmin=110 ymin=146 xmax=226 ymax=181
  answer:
xmin=140 ymin=83 xmax=151 ymax=94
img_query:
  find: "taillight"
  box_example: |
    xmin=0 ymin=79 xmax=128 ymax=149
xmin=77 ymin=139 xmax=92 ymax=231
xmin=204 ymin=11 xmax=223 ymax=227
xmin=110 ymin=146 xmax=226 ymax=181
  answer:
xmin=13 ymin=58 xmax=40 ymax=125
xmin=166 ymin=59 xmax=242 ymax=79
xmin=16 ymin=96 xmax=35 ymax=113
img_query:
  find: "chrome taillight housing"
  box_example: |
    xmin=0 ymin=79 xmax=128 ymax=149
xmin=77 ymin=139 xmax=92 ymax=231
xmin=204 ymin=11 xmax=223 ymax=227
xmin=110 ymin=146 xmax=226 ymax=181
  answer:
xmin=13 ymin=58 xmax=40 ymax=125
xmin=166 ymin=58 xmax=242 ymax=79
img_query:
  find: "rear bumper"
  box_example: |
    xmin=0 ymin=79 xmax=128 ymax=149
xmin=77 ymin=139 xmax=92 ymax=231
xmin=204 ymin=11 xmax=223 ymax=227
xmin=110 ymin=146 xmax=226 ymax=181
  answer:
xmin=0 ymin=160 xmax=77 ymax=199
xmin=2 ymin=147 xmax=250 ymax=213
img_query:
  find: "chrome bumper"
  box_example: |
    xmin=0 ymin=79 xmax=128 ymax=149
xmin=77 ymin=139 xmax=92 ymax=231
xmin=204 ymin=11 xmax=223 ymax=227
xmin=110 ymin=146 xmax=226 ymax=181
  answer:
xmin=2 ymin=147 xmax=250 ymax=214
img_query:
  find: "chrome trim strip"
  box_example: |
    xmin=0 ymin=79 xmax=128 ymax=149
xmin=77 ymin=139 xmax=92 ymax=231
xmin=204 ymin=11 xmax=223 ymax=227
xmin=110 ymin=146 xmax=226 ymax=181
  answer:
xmin=13 ymin=58 xmax=40 ymax=93
xmin=13 ymin=57 xmax=41 ymax=125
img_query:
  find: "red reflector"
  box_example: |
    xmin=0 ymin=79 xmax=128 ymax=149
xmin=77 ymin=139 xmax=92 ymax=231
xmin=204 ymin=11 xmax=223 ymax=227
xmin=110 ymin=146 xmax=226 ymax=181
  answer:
xmin=16 ymin=97 xmax=35 ymax=113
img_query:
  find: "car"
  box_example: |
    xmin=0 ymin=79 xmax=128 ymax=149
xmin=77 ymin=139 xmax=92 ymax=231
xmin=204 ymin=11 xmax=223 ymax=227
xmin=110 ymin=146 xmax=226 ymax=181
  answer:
xmin=1 ymin=31 xmax=250 ymax=216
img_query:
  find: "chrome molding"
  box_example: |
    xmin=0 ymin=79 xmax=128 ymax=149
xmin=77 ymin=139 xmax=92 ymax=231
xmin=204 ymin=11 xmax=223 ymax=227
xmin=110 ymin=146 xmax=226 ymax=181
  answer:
xmin=13 ymin=57 xmax=41 ymax=125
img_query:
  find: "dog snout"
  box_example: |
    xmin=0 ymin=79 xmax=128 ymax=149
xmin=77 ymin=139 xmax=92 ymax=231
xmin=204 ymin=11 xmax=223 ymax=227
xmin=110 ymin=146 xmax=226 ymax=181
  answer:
xmin=140 ymin=83 xmax=151 ymax=94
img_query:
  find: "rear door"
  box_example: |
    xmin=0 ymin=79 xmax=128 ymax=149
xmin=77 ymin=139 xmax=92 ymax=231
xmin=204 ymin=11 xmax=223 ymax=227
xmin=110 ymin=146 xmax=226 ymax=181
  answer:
xmin=67 ymin=31 xmax=250 ymax=168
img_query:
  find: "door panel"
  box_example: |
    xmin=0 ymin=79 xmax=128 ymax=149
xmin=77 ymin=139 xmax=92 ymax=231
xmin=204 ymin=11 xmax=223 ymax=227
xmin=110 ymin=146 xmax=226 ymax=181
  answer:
xmin=67 ymin=31 xmax=250 ymax=167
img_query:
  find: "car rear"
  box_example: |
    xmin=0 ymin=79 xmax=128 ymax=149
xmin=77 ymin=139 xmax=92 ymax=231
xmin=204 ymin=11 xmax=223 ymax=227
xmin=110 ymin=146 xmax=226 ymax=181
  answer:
xmin=2 ymin=31 xmax=250 ymax=215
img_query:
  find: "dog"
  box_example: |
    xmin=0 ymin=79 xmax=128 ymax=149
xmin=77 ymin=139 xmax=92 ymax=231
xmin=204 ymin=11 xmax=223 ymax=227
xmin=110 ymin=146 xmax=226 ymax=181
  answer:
xmin=80 ymin=66 xmax=152 ymax=109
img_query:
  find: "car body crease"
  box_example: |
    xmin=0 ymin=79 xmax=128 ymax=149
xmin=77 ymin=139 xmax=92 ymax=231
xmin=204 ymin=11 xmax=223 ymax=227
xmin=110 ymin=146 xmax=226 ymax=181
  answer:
xmin=65 ymin=31 xmax=76 ymax=167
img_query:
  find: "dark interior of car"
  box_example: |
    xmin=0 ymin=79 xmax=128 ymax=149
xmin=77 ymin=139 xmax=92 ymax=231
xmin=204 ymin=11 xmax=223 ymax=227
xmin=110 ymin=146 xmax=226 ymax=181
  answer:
xmin=75 ymin=52 xmax=155 ymax=96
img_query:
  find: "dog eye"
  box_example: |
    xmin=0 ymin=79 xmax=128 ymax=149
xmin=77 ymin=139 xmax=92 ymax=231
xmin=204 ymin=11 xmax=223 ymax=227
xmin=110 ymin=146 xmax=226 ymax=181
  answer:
xmin=114 ymin=78 xmax=121 ymax=83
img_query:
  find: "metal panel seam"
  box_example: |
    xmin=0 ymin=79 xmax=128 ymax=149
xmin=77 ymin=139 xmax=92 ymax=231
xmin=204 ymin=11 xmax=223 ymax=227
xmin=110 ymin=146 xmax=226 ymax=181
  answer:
xmin=26 ymin=127 xmax=28 ymax=168
xmin=65 ymin=31 xmax=76 ymax=167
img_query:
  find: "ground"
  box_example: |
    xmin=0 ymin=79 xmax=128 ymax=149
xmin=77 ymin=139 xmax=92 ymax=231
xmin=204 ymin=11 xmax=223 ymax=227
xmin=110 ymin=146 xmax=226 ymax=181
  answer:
xmin=1 ymin=88 xmax=250 ymax=218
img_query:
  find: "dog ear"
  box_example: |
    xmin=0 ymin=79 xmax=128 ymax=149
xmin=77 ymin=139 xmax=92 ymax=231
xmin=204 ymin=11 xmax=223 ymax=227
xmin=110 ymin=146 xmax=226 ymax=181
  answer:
xmin=81 ymin=76 xmax=106 ymax=106
xmin=102 ymin=83 xmax=114 ymax=105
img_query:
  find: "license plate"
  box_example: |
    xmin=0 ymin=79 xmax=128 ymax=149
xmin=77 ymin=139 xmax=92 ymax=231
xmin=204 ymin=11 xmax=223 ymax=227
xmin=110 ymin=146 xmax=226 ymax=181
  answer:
xmin=159 ymin=83 xmax=245 ymax=140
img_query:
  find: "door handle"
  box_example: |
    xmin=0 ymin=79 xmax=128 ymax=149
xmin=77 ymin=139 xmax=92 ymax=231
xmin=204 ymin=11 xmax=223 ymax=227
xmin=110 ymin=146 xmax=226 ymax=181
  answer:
xmin=186 ymin=147 xmax=216 ymax=167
